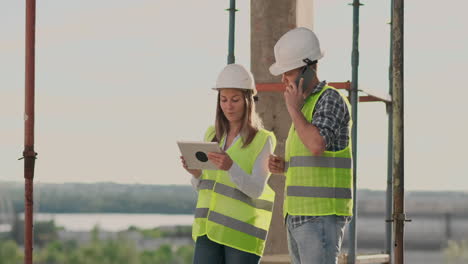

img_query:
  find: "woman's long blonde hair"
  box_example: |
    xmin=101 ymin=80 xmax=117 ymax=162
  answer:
xmin=214 ymin=89 xmax=263 ymax=148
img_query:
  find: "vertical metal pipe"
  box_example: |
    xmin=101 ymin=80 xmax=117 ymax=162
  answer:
xmin=348 ymin=1 xmax=361 ymax=263
xmin=386 ymin=0 xmax=394 ymax=263
xmin=445 ymin=213 xmax=452 ymax=243
xmin=392 ymin=0 xmax=405 ymax=263
xmin=23 ymin=1 xmax=37 ymax=264
xmin=227 ymin=0 xmax=236 ymax=64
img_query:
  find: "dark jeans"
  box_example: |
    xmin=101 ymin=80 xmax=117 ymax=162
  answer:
xmin=193 ymin=235 xmax=260 ymax=264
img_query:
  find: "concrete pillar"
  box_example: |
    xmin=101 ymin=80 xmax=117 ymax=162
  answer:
xmin=251 ymin=0 xmax=314 ymax=257
xmin=251 ymin=0 xmax=295 ymax=256
xmin=296 ymin=0 xmax=315 ymax=29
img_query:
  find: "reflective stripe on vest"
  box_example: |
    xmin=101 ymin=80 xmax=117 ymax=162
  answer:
xmin=214 ymin=183 xmax=273 ymax=212
xmin=285 ymin=156 xmax=352 ymax=171
xmin=197 ymin=180 xmax=273 ymax=212
xmin=208 ymin=211 xmax=267 ymax=240
xmin=287 ymin=186 xmax=352 ymax=199
xmin=199 ymin=179 xmax=215 ymax=190
xmin=194 ymin=207 xmax=209 ymax=218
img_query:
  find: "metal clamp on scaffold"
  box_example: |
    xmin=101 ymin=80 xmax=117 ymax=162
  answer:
xmin=348 ymin=1 xmax=364 ymax=7
xmin=18 ymin=150 xmax=38 ymax=160
xmin=385 ymin=213 xmax=412 ymax=223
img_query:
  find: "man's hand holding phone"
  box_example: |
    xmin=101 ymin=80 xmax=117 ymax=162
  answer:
xmin=284 ymin=77 xmax=304 ymax=113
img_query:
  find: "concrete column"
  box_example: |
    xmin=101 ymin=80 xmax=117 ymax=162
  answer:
xmin=296 ymin=0 xmax=315 ymax=29
xmin=251 ymin=0 xmax=310 ymax=257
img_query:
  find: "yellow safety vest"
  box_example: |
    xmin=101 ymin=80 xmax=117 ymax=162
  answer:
xmin=192 ymin=126 xmax=277 ymax=256
xmin=284 ymin=85 xmax=353 ymax=217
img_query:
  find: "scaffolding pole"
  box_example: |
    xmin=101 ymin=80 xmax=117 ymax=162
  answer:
xmin=392 ymin=0 xmax=405 ymax=263
xmin=385 ymin=0 xmax=395 ymax=263
xmin=23 ymin=0 xmax=37 ymax=264
xmin=348 ymin=0 xmax=361 ymax=263
xmin=227 ymin=0 xmax=237 ymax=64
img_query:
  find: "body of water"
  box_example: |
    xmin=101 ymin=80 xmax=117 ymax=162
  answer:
xmin=29 ymin=213 xmax=194 ymax=231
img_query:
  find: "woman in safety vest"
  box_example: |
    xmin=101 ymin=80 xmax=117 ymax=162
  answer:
xmin=180 ymin=63 xmax=277 ymax=264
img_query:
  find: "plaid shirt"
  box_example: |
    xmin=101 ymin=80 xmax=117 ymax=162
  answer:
xmin=288 ymin=81 xmax=351 ymax=228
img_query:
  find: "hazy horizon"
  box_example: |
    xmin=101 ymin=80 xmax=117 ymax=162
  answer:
xmin=1 ymin=180 xmax=467 ymax=193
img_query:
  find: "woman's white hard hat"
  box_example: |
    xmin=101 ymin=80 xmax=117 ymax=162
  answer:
xmin=269 ymin=27 xmax=324 ymax=76
xmin=213 ymin=64 xmax=257 ymax=95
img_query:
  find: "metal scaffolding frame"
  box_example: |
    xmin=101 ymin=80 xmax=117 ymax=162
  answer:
xmin=20 ymin=0 xmax=404 ymax=263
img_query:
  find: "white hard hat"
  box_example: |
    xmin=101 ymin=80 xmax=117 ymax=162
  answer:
xmin=269 ymin=27 xmax=324 ymax=76
xmin=213 ymin=64 xmax=257 ymax=95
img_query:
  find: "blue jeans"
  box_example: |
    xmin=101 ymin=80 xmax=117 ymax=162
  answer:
xmin=286 ymin=215 xmax=350 ymax=264
xmin=193 ymin=235 xmax=260 ymax=264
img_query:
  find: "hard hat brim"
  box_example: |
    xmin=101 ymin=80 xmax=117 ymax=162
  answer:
xmin=212 ymin=87 xmax=257 ymax=96
xmin=269 ymin=52 xmax=324 ymax=76
xmin=269 ymin=61 xmax=305 ymax=76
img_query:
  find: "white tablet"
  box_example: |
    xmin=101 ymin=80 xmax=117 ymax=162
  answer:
xmin=177 ymin=141 xmax=223 ymax=170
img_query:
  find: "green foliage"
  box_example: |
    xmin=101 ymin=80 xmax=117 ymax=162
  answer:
xmin=1 ymin=225 xmax=195 ymax=264
xmin=165 ymin=226 xmax=192 ymax=238
xmin=0 ymin=240 xmax=23 ymax=264
xmin=444 ymin=240 xmax=468 ymax=264
xmin=31 ymin=231 xmax=194 ymax=264
xmin=35 ymin=220 xmax=59 ymax=247
xmin=132 ymin=225 xmax=192 ymax=239
xmin=176 ymin=245 xmax=195 ymax=264
xmin=3 ymin=221 xmax=195 ymax=264
xmin=34 ymin=236 xmax=140 ymax=264
xmin=153 ymin=245 xmax=173 ymax=263
xmin=35 ymin=241 xmax=69 ymax=264
xmin=139 ymin=245 xmax=194 ymax=264
xmin=140 ymin=228 xmax=163 ymax=239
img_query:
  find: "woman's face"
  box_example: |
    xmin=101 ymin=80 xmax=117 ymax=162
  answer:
xmin=219 ymin=88 xmax=245 ymax=123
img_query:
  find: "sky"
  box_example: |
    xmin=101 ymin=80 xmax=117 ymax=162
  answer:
xmin=1 ymin=1 xmax=467 ymax=191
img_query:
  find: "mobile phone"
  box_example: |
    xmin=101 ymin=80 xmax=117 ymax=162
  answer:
xmin=294 ymin=65 xmax=314 ymax=91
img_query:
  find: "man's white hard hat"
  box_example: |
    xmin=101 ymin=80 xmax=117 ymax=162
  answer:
xmin=213 ymin=64 xmax=257 ymax=95
xmin=269 ymin=27 xmax=324 ymax=76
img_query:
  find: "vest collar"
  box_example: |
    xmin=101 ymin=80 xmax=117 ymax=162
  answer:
xmin=304 ymin=80 xmax=327 ymax=100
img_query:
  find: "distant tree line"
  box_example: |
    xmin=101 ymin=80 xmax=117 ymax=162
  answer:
xmin=3 ymin=181 xmax=468 ymax=215
xmin=5 ymin=182 xmax=197 ymax=214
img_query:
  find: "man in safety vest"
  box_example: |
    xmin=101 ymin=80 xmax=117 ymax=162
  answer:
xmin=268 ymin=27 xmax=353 ymax=264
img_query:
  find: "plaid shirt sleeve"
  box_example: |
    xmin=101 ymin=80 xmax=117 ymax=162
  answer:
xmin=311 ymin=89 xmax=350 ymax=152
